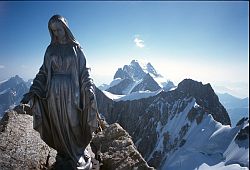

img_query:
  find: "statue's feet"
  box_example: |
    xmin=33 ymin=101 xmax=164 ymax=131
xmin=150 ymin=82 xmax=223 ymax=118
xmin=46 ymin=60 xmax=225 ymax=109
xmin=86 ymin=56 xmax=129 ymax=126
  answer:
xmin=54 ymin=158 xmax=75 ymax=170
xmin=54 ymin=150 xmax=92 ymax=170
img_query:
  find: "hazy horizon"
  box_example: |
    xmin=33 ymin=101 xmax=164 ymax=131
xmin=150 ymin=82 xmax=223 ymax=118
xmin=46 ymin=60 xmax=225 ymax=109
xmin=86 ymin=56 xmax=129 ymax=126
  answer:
xmin=0 ymin=1 xmax=249 ymax=98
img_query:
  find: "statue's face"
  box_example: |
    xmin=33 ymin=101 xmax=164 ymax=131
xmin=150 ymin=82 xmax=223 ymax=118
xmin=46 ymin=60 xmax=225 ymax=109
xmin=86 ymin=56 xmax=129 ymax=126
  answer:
xmin=50 ymin=21 xmax=66 ymax=41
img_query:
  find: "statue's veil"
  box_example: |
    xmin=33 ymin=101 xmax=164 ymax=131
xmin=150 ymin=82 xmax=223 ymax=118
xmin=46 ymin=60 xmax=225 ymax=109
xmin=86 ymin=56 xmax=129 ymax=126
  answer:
xmin=48 ymin=15 xmax=79 ymax=45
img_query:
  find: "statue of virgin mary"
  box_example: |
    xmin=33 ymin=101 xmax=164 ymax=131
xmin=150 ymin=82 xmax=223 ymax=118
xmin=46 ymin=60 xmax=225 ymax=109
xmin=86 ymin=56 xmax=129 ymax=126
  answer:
xmin=21 ymin=14 xmax=98 ymax=170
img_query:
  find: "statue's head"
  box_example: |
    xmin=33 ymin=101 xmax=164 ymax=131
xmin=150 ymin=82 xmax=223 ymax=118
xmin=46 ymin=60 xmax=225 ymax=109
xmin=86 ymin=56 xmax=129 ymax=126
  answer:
xmin=48 ymin=15 xmax=78 ymax=45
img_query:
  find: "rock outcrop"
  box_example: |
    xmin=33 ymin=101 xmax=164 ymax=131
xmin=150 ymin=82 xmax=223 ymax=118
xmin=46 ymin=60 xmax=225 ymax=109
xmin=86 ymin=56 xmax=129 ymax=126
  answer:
xmin=0 ymin=107 xmax=153 ymax=170
xmin=0 ymin=109 xmax=57 ymax=170
xmin=91 ymin=123 xmax=154 ymax=170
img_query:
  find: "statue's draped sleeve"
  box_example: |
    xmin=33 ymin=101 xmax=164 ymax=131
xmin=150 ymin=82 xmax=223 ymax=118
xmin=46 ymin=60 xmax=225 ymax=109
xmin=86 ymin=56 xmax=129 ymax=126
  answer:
xmin=76 ymin=45 xmax=98 ymax=134
xmin=28 ymin=46 xmax=54 ymax=146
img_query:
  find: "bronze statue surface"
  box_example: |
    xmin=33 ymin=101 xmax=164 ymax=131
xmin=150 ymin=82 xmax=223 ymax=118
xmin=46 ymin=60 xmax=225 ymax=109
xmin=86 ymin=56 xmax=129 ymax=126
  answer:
xmin=21 ymin=14 xmax=98 ymax=170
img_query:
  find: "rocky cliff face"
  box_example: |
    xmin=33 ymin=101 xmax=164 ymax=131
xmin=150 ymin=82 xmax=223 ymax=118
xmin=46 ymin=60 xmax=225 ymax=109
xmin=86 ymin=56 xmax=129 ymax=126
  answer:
xmin=0 ymin=107 xmax=153 ymax=170
xmin=176 ymin=79 xmax=231 ymax=125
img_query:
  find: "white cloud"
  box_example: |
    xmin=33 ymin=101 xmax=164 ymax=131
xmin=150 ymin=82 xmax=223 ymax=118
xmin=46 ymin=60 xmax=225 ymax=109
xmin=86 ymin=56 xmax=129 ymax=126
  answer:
xmin=0 ymin=65 xmax=5 ymax=69
xmin=134 ymin=37 xmax=145 ymax=48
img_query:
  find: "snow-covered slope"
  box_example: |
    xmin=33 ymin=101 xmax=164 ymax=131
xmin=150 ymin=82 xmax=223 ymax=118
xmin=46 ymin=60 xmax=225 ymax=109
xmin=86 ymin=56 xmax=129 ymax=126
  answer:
xmin=161 ymin=112 xmax=249 ymax=170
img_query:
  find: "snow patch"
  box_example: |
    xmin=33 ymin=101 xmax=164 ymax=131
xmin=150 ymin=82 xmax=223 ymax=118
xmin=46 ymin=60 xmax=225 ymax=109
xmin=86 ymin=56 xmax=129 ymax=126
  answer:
xmin=0 ymin=88 xmax=10 ymax=95
xmin=194 ymin=102 xmax=200 ymax=108
xmin=102 ymin=91 xmax=125 ymax=100
xmin=0 ymin=79 xmax=8 ymax=84
xmin=102 ymin=89 xmax=162 ymax=101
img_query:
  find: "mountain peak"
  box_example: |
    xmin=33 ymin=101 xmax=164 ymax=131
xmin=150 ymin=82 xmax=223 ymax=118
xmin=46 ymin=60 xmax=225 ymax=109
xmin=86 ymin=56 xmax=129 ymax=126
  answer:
xmin=108 ymin=60 xmax=175 ymax=95
xmin=0 ymin=75 xmax=25 ymax=92
xmin=146 ymin=62 xmax=161 ymax=77
xmin=177 ymin=78 xmax=231 ymax=125
xmin=0 ymin=75 xmax=30 ymax=117
xmin=130 ymin=60 xmax=161 ymax=78
xmin=10 ymin=75 xmax=24 ymax=83
xmin=114 ymin=59 xmax=165 ymax=81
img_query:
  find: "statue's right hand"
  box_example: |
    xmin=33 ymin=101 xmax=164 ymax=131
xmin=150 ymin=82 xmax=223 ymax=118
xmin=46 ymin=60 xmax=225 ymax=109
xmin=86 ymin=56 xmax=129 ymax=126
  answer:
xmin=20 ymin=92 xmax=34 ymax=104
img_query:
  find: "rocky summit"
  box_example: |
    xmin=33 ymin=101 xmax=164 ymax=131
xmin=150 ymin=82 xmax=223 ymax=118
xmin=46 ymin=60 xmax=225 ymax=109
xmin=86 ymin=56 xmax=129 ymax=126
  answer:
xmin=0 ymin=107 xmax=154 ymax=170
xmin=0 ymin=109 xmax=57 ymax=169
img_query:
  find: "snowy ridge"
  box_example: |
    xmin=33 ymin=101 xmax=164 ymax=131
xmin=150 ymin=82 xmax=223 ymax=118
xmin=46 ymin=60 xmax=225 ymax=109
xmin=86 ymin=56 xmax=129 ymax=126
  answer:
xmin=102 ymin=91 xmax=125 ymax=100
xmin=117 ymin=89 xmax=163 ymax=101
xmin=0 ymin=79 xmax=8 ymax=84
xmin=125 ymin=93 xmax=249 ymax=170
xmin=160 ymin=111 xmax=249 ymax=170
xmin=102 ymin=89 xmax=163 ymax=102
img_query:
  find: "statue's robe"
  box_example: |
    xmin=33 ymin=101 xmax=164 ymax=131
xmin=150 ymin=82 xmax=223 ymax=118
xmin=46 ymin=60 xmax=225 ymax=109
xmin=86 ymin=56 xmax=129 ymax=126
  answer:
xmin=25 ymin=42 xmax=98 ymax=163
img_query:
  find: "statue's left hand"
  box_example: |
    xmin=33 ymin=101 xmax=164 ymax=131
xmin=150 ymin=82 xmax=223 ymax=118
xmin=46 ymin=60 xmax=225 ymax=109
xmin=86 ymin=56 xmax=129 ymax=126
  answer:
xmin=20 ymin=92 xmax=34 ymax=104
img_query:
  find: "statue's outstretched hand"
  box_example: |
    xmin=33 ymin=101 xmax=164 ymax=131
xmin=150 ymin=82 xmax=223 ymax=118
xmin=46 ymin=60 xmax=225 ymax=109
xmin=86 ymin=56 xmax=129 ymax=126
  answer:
xmin=20 ymin=92 xmax=34 ymax=104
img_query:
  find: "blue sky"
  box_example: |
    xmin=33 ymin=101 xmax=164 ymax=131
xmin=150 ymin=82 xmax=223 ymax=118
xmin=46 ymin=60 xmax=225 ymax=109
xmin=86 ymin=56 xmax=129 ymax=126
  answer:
xmin=0 ymin=1 xmax=249 ymax=98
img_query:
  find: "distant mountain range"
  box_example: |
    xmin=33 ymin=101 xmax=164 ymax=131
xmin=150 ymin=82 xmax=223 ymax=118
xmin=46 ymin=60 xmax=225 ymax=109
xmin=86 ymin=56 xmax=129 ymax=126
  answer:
xmin=217 ymin=93 xmax=249 ymax=127
xmin=0 ymin=75 xmax=31 ymax=118
xmin=95 ymin=60 xmax=248 ymax=169
xmin=99 ymin=60 xmax=175 ymax=94
xmin=0 ymin=60 xmax=249 ymax=169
